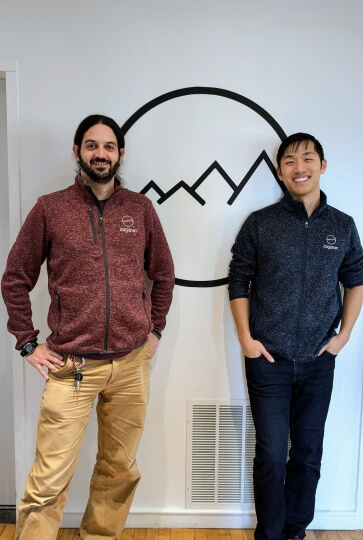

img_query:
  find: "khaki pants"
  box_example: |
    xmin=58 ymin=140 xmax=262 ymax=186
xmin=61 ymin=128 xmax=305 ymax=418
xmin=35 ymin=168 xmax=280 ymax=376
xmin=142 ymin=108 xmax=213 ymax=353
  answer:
xmin=16 ymin=342 xmax=152 ymax=540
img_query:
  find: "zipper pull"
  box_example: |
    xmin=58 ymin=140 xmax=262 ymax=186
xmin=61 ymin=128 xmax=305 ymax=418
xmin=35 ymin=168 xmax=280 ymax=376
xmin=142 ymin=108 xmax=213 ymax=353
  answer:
xmin=305 ymin=221 xmax=308 ymax=229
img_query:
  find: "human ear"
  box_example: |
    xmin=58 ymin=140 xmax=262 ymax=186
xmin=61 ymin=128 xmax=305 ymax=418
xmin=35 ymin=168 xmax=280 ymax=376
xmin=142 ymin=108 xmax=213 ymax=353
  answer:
xmin=73 ymin=145 xmax=80 ymax=161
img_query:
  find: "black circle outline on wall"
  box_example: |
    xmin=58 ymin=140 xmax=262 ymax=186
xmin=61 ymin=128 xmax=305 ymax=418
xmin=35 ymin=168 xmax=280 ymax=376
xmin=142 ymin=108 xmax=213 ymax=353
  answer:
xmin=121 ymin=87 xmax=286 ymax=288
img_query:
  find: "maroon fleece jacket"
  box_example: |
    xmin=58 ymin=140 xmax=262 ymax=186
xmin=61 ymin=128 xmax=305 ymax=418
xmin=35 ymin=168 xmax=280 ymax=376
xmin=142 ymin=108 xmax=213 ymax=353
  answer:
xmin=1 ymin=176 xmax=175 ymax=353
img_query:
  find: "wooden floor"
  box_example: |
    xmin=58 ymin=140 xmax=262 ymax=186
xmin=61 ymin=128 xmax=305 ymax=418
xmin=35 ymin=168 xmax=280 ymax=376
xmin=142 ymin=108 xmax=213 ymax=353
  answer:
xmin=0 ymin=527 xmax=362 ymax=540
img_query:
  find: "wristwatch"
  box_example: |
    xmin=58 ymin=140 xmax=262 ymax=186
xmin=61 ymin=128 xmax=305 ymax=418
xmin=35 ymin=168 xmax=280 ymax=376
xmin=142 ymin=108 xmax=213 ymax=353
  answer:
xmin=20 ymin=341 xmax=38 ymax=357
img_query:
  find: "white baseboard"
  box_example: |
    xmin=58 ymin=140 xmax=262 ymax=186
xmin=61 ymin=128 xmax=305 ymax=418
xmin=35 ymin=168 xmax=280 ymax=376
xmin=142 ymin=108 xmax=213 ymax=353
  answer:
xmin=60 ymin=509 xmax=362 ymax=530
xmin=310 ymin=510 xmax=361 ymax=530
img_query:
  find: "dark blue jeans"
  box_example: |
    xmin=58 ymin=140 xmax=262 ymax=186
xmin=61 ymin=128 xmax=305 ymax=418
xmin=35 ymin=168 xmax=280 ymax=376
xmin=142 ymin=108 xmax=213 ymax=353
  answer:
xmin=245 ymin=351 xmax=336 ymax=540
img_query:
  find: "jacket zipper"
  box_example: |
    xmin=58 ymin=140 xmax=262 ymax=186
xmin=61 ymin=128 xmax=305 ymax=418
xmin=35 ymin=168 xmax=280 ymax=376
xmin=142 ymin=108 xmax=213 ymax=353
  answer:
xmin=55 ymin=293 xmax=62 ymax=336
xmin=88 ymin=189 xmax=119 ymax=352
xmin=88 ymin=208 xmax=98 ymax=245
xmin=293 ymin=220 xmax=309 ymax=360
xmin=98 ymin=210 xmax=111 ymax=352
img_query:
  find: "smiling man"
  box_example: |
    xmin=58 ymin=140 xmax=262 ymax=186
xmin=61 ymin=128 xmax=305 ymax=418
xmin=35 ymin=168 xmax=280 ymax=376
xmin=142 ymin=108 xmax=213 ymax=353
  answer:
xmin=229 ymin=133 xmax=363 ymax=540
xmin=1 ymin=114 xmax=175 ymax=540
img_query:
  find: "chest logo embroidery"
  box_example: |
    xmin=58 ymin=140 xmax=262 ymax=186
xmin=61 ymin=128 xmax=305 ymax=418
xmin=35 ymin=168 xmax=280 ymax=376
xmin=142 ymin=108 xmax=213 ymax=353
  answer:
xmin=120 ymin=215 xmax=138 ymax=234
xmin=323 ymin=235 xmax=338 ymax=250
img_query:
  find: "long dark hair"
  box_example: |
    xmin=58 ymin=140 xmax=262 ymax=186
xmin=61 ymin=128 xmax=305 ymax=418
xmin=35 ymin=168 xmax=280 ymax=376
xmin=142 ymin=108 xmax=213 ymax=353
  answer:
xmin=74 ymin=114 xmax=125 ymax=151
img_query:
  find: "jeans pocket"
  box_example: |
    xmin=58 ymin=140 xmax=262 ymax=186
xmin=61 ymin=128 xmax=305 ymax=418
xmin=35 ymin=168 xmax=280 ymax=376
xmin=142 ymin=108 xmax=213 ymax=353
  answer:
xmin=48 ymin=356 xmax=74 ymax=379
xmin=321 ymin=350 xmax=337 ymax=359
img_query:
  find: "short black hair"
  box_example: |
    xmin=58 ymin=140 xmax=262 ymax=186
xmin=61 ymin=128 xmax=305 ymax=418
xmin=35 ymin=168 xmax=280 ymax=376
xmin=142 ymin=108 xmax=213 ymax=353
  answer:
xmin=277 ymin=133 xmax=324 ymax=168
xmin=74 ymin=114 xmax=125 ymax=151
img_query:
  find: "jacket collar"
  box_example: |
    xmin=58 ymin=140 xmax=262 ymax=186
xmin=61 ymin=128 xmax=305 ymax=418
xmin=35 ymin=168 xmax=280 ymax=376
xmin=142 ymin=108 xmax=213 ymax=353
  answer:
xmin=281 ymin=188 xmax=327 ymax=218
xmin=74 ymin=175 xmax=122 ymax=203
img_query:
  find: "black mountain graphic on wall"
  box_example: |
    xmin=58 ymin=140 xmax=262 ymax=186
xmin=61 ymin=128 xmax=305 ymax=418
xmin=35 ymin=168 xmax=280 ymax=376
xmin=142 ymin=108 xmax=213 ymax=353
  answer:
xmin=140 ymin=150 xmax=284 ymax=206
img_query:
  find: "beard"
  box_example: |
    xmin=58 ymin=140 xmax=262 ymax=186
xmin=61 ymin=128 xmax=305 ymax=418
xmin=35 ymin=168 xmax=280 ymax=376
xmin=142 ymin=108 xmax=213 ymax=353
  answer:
xmin=78 ymin=156 xmax=120 ymax=184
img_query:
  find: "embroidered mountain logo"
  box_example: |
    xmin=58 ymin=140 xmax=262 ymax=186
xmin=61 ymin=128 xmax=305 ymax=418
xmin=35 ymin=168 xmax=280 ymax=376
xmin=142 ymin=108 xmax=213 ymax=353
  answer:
xmin=121 ymin=87 xmax=286 ymax=287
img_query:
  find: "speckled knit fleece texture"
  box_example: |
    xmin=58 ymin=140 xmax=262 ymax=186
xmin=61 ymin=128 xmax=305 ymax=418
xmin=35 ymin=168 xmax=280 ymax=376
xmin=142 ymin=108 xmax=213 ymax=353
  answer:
xmin=1 ymin=176 xmax=175 ymax=354
xmin=229 ymin=190 xmax=363 ymax=362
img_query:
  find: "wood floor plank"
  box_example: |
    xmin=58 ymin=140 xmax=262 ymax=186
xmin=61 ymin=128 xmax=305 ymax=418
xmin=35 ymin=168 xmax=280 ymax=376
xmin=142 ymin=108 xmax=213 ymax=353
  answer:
xmin=219 ymin=530 xmax=231 ymax=540
xmin=182 ymin=529 xmax=195 ymax=540
xmin=326 ymin=533 xmax=341 ymax=540
xmin=60 ymin=530 xmax=79 ymax=539
xmin=146 ymin=528 xmax=159 ymax=540
xmin=315 ymin=532 xmax=330 ymax=540
xmin=230 ymin=530 xmax=244 ymax=540
xmin=195 ymin=529 xmax=207 ymax=540
xmin=243 ymin=530 xmax=255 ymax=540
xmin=134 ymin=528 xmax=147 ymax=540
xmin=171 ymin=529 xmax=183 ymax=540
xmin=348 ymin=533 xmax=363 ymax=540
xmin=338 ymin=532 xmax=355 ymax=540
xmin=159 ymin=529 xmax=171 ymax=540
xmin=0 ymin=524 xmax=15 ymax=539
xmin=305 ymin=531 xmax=316 ymax=540
xmin=122 ymin=529 xmax=135 ymax=540
xmin=206 ymin=529 xmax=219 ymax=540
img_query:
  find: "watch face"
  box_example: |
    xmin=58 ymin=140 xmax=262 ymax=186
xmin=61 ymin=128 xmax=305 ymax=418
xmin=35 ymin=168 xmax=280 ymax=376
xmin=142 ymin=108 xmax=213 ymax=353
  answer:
xmin=20 ymin=342 xmax=37 ymax=357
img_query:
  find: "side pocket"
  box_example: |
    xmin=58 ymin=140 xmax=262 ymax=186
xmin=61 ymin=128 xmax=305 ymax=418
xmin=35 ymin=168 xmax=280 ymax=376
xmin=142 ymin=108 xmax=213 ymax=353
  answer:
xmin=48 ymin=356 xmax=73 ymax=380
xmin=321 ymin=350 xmax=337 ymax=360
xmin=142 ymin=289 xmax=152 ymax=333
xmin=249 ymin=297 xmax=260 ymax=334
xmin=55 ymin=293 xmax=62 ymax=336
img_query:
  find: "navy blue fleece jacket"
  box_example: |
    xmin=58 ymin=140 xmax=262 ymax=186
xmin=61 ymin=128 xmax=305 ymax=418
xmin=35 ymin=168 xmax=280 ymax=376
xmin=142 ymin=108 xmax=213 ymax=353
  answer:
xmin=229 ymin=190 xmax=363 ymax=362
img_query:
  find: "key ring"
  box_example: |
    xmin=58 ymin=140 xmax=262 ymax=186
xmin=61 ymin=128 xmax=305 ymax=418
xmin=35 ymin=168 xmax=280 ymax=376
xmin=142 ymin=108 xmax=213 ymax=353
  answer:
xmin=71 ymin=355 xmax=85 ymax=371
xmin=71 ymin=355 xmax=85 ymax=391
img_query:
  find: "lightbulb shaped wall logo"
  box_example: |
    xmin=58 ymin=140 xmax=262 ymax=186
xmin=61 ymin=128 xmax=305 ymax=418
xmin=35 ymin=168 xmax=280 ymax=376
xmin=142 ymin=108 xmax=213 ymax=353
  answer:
xmin=121 ymin=87 xmax=286 ymax=287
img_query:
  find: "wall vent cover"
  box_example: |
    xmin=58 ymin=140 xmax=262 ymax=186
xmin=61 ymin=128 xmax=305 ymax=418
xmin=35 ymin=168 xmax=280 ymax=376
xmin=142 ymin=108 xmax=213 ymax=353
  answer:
xmin=186 ymin=400 xmax=255 ymax=509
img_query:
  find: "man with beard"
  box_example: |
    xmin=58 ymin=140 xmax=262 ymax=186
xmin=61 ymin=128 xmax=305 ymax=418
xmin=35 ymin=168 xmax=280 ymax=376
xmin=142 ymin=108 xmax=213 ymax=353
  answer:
xmin=1 ymin=114 xmax=175 ymax=539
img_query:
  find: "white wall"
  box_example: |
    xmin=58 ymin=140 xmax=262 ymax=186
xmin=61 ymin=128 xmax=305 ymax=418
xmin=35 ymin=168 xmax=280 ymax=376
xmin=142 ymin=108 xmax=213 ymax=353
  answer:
xmin=0 ymin=0 xmax=362 ymax=529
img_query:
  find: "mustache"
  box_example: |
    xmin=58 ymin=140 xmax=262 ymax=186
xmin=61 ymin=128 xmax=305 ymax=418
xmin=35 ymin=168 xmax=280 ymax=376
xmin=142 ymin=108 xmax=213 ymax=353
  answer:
xmin=90 ymin=159 xmax=111 ymax=165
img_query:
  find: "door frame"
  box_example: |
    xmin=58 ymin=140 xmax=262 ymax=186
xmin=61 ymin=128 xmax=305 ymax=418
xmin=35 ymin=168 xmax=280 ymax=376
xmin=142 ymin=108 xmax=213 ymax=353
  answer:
xmin=0 ymin=60 xmax=22 ymax=506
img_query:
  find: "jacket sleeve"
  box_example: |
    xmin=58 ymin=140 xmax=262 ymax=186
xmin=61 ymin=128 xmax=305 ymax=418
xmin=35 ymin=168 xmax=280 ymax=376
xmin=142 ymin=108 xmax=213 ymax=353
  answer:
xmin=144 ymin=200 xmax=175 ymax=336
xmin=338 ymin=219 xmax=363 ymax=288
xmin=228 ymin=213 xmax=258 ymax=301
xmin=1 ymin=199 xmax=48 ymax=349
